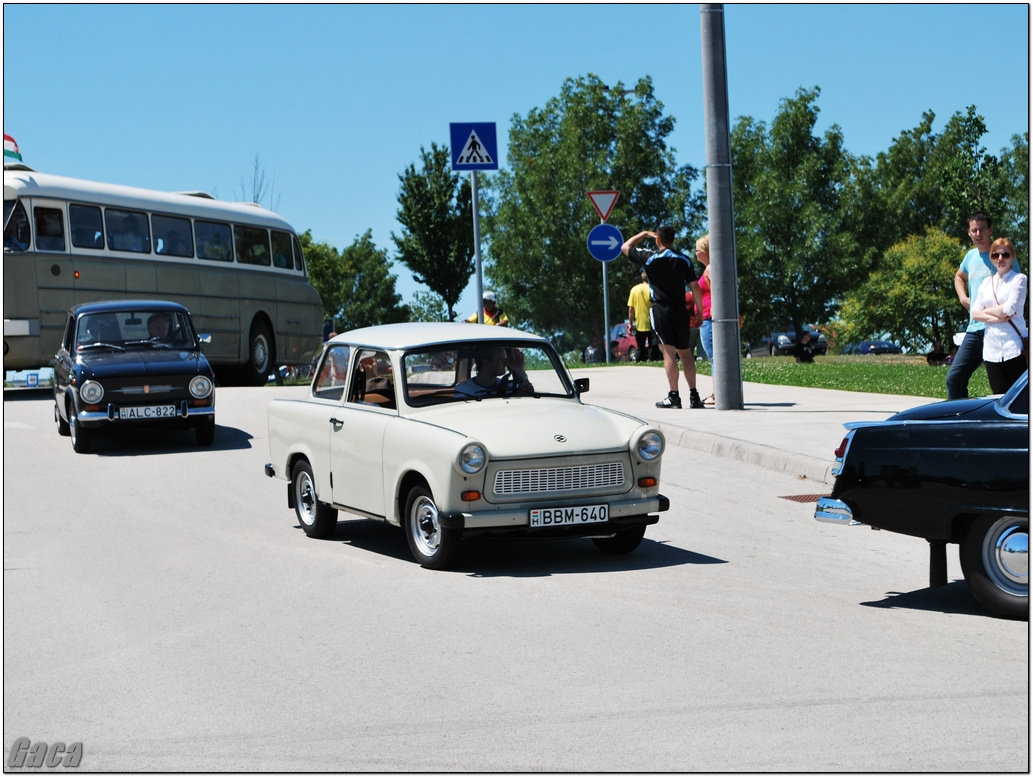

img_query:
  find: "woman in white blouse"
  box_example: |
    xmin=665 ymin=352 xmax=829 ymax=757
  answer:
xmin=971 ymin=237 xmax=1028 ymax=394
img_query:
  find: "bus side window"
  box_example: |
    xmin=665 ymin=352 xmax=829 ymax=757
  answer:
xmin=194 ymin=220 xmax=232 ymax=261
xmin=3 ymin=200 xmax=31 ymax=251
xmin=69 ymin=203 xmax=104 ymax=249
xmin=153 ymin=214 xmax=194 ymax=257
xmin=106 ymin=208 xmax=150 ymax=253
xmin=271 ymin=230 xmax=293 ymax=269
xmin=292 ymin=235 xmax=306 ymax=272
xmin=234 ymin=225 xmax=271 ymax=266
xmin=34 ymin=207 xmax=66 ymax=252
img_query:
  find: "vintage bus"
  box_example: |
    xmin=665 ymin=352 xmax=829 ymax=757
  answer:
xmin=3 ymin=161 xmax=324 ymax=385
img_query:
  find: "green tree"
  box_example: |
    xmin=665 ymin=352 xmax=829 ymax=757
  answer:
xmin=407 ymin=290 xmax=452 ymax=323
xmin=392 ymin=142 xmax=474 ymax=322
xmin=483 ymin=74 xmax=704 ymax=350
xmin=730 ymin=87 xmax=861 ymax=346
xmin=301 ymin=230 xmax=408 ymax=332
xmin=874 ymin=106 xmax=1006 ymax=244
xmin=994 ymin=132 xmax=1029 ymax=261
xmin=834 ymin=228 xmax=967 ymax=352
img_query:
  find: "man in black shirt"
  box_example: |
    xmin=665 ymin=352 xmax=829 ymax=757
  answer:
xmin=622 ymin=226 xmax=705 ymax=409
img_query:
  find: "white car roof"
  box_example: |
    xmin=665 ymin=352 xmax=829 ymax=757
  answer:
xmin=331 ymin=322 xmax=549 ymax=351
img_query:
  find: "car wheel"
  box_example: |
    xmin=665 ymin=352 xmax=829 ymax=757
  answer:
xmin=745 ymin=350 xmax=753 ymax=359
xmin=592 ymin=524 xmax=647 ymax=554
xmin=404 ymin=485 xmax=460 ymax=570
xmin=70 ymin=414 xmax=91 ymax=454
xmin=195 ymin=416 xmax=215 ymax=446
xmin=245 ymin=320 xmax=275 ymax=387
xmin=627 ymin=346 xmax=638 ymax=362
xmin=769 ymin=345 xmax=776 ymax=357
xmin=54 ymin=402 xmax=70 ymax=436
xmin=291 ymin=460 xmax=338 ymax=538
xmin=960 ymin=514 xmax=1028 ymax=620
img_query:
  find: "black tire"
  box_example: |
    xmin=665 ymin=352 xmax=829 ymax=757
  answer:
xmin=628 ymin=346 xmax=638 ymax=362
xmin=291 ymin=460 xmax=338 ymax=538
xmin=55 ymin=402 xmax=70 ymax=436
xmin=70 ymin=414 xmax=91 ymax=454
xmin=404 ymin=485 xmax=460 ymax=569
xmin=592 ymin=524 xmax=647 ymax=554
xmin=960 ymin=515 xmax=1029 ymax=620
xmin=195 ymin=416 xmax=216 ymax=446
xmin=245 ymin=320 xmax=275 ymax=386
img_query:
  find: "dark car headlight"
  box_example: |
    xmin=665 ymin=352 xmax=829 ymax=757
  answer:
xmin=189 ymin=375 xmax=214 ymax=399
xmin=80 ymin=380 xmax=104 ymax=404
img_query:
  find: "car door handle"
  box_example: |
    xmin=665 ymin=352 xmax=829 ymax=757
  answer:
xmin=329 ymin=416 xmax=343 ymax=427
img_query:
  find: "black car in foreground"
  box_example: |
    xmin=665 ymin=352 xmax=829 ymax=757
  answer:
xmin=53 ymin=300 xmax=216 ymax=453
xmin=816 ymin=372 xmax=1029 ymax=619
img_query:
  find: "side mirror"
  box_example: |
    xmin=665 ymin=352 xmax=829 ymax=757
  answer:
xmin=198 ymin=334 xmax=212 ymax=345
xmin=574 ymin=377 xmax=590 ymax=395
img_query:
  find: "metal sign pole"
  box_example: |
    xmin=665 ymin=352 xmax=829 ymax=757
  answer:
xmin=471 ymin=170 xmax=483 ymax=323
xmin=602 ymin=231 xmax=611 ymax=363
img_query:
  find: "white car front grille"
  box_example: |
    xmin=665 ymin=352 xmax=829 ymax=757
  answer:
xmin=493 ymin=462 xmax=625 ymax=495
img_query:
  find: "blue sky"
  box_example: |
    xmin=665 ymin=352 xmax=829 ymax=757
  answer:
xmin=4 ymin=3 xmax=1029 ymax=321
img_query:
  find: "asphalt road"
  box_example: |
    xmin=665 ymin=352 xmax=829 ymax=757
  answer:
xmin=3 ymin=386 xmax=1028 ymax=772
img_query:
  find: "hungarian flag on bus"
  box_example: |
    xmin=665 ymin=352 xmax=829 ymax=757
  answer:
xmin=4 ymin=134 xmax=23 ymax=162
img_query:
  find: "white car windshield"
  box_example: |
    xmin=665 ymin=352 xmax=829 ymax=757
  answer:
xmin=403 ymin=343 xmax=572 ymax=406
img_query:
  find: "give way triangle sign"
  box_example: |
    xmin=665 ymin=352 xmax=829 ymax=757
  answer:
xmin=587 ymin=190 xmax=620 ymax=222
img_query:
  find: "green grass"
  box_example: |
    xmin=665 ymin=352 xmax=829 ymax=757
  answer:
xmin=576 ymin=354 xmax=992 ymax=399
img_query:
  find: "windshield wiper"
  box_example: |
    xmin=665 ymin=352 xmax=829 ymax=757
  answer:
xmin=78 ymin=342 xmax=125 ymax=352
xmin=123 ymin=339 xmax=172 ymax=349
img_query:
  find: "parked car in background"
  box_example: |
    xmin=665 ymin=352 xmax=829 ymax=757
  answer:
xmin=609 ymin=322 xmax=637 ymax=361
xmin=53 ymin=300 xmax=215 ymax=453
xmin=266 ymin=323 xmax=669 ymax=569
xmin=816 ymin=371 xmax=1029 ymax=620
xmin=745 ymin=328 xmax=829 ymax=357
xmin=841 ymin=340 xmax=903 ymax=355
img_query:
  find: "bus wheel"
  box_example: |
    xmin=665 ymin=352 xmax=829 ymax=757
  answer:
xmin=245 ymin=321 xmax=274 ymax=386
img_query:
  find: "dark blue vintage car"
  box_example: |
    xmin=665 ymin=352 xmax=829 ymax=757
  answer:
xmin=53 ymin=300 xmax=216 ymax=453
xmin=816 ymin=372 xmax=1029 ymax=620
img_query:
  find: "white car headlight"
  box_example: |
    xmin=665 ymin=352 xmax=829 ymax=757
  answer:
xmin=189 ymin=375 xmax=214 ymax=399
xmin=80 ymin=380 xmax=104 ymax=404
xmin=456 ymin=442 xmax=487 ymax=475
xmin=633 ymin=429 xmax=665 ymax=462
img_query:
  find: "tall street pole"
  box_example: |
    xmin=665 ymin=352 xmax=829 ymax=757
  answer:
xmin=700 ymin=4 xmax=744 ymax=410
xmin=471 ymin=170 xmax=484 ymax=323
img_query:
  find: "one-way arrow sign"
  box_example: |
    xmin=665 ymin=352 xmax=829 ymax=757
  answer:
xmin=587 ymin=223 xmax=623 ymax=262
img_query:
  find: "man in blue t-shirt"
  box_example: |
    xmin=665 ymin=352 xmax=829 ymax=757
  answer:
xmin=946 ymin=212 xmax=1020 ymax=399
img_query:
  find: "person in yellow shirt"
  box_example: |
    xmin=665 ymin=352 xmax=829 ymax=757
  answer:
xmin=626 ymin=272 xmax=655 ymax=361
xmin=466 ymin=291 xmax=509 ymax=326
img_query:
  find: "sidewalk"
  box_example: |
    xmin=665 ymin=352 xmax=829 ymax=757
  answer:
xmin=570 ymin=365 xmax=934 ymax=486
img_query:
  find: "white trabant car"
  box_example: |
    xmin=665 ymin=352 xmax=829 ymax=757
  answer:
xmin=265 ymin=323 xmax=669 ymax=569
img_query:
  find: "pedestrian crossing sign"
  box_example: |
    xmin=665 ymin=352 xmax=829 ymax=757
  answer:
xmin=450 ymin=123 xmax=499 ymax=171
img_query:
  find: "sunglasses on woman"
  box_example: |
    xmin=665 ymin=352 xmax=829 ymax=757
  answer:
xmin=991 ymin=251 xmax=1012 ymax=259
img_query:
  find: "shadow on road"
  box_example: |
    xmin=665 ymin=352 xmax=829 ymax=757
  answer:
xmin=87 ymin=424 xmax=253 ymax=456
xmin=860 ymin=580 xmax=995 ymax=618
xmin=294 ymin=518 xmax=725 ymax=576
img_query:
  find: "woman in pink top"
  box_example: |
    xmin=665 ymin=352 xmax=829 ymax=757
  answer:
xmin=695 ymin=235 xmax=715 ymax=405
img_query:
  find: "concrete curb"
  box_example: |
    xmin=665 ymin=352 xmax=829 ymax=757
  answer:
xmin=655 ymin=421 xmax=836 ymax=486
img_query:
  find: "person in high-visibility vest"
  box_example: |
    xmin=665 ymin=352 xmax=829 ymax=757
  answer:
xmin=465 ymin=291 xmax=509 ymax=326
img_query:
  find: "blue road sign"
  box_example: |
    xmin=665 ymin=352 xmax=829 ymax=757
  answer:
xmin=450 ymin=123 xmax=498 ymax=171
xmin=587 ymin=223 xmax=623 ymax=262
